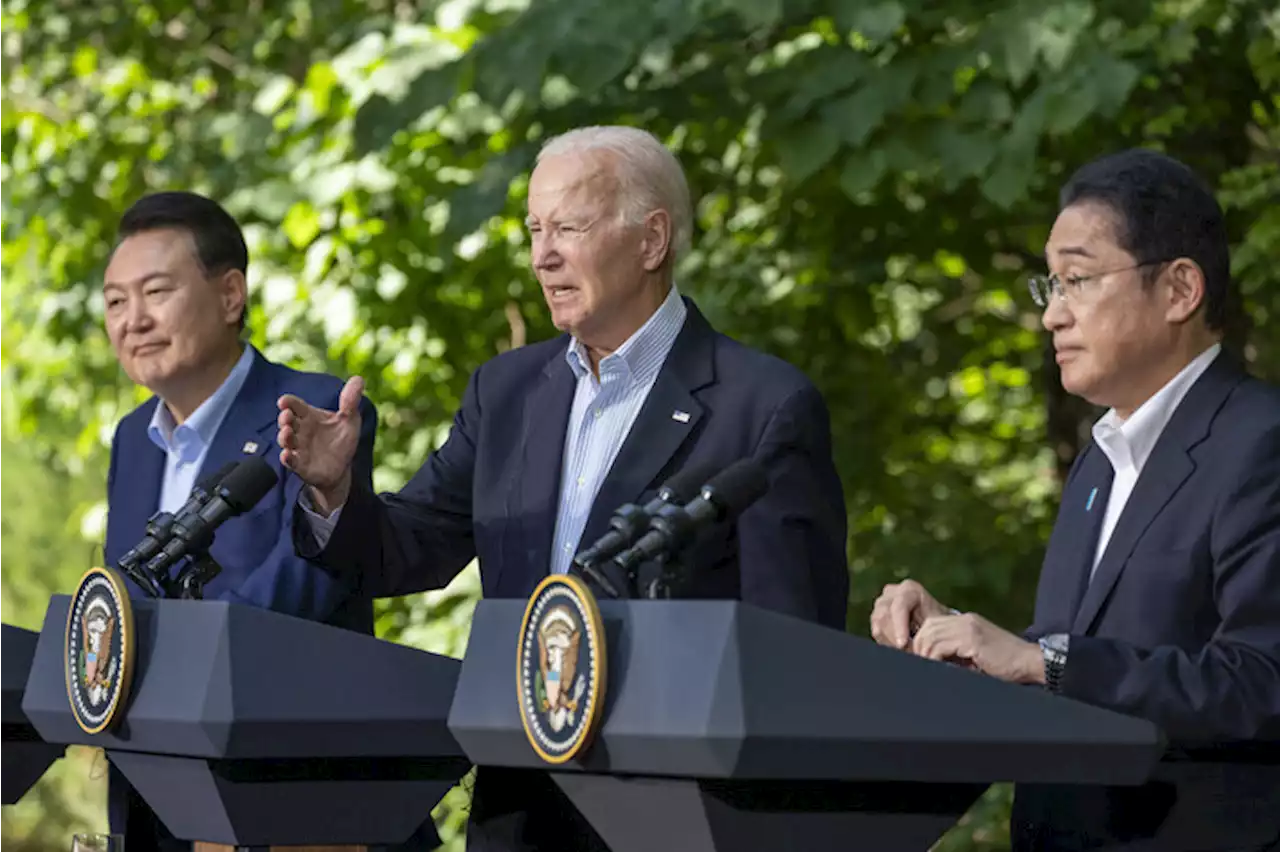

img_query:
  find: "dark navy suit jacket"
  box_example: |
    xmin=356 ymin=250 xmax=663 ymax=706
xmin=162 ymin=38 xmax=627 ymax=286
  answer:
xmin=298 ymin=299 xmax=850 ymax=851
xmin=1014 ymin=354 xmax=1280 ymax=851
xmin=104 ymin=348 xmax=378 ymax=850
xmin=301 ymin=299 xmax=849 ymax=625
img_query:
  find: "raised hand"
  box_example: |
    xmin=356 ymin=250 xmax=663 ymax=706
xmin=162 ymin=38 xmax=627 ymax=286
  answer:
xmin=277 ymin=376 xmax=365 ymax=513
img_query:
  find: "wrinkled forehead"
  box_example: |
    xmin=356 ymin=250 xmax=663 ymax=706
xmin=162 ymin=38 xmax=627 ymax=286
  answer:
xmin=527 ymin=153 xmax=621 ymax=220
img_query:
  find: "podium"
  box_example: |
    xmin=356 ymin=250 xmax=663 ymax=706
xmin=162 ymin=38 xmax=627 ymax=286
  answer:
xmin=449 ymin=600 xmax=1166 ymax=852
xmin=22 ymin=596 xmax=471 ymax=848
xmin=2 ymin=623 xmax=66 ymax=804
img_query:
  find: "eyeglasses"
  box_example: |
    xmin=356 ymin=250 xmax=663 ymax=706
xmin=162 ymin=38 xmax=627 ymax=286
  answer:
xmin=1028 ymin=260 xmax=1171 ymax=307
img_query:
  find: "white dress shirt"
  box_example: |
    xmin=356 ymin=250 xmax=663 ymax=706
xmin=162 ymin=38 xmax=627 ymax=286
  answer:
xmin=1089 ymin=343 xmax=1222 ymax=576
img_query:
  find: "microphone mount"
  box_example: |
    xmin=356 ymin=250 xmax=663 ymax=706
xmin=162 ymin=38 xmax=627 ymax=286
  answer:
xmin=175 ymin=551 xmax=224 ymax=600
xmin=571 ymin=555 xmax=622 ymax=599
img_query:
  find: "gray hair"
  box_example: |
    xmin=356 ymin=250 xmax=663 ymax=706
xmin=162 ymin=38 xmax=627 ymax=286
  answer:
xmin=536 ymin=126 xmax=693 ymax=261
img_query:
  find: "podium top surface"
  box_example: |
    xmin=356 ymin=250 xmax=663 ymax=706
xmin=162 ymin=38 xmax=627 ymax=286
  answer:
xmin=449 ymin=599 xmax=1166 ymax=785
xmin=23 ymin=597 xmax=465 ymax=760
xmin=3 ymin=623 xmax=41 ymax=727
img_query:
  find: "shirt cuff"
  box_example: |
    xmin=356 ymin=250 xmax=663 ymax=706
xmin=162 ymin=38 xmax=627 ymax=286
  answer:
xmin=298 ymin=489 xmax=344 ymax=550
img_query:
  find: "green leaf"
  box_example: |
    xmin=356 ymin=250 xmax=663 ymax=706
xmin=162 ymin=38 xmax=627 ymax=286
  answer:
xmin=1088 ymin=54 xmax=1141 ymax=116
xmin=776 ymin=120 xmax=841 ymax=184
xmin=403 ymin=61 xmax=462 ymax=118
xmin=353 ymin=62 xmax=461 ymax=156
xmin=1001 ymin=18 xmax=1038 ymax=86
xmin=777 ymin=49 xmax=870 ymax=122
xmin=1035 ymin=0 xmax=1094 ymax=71
xmin=980 ymin=82 xmax=1050 ymax=208
xmin=929 ymin=125 xmax=997 ymax=185
xmin=352 ymin=95 xmax=404 ymax=156
xmin=282 ymin=202 xmax=322 ymax=249
xmin=557 ymin=39 xmax=636 ymax=94
xmin=981 ymin=145 xmax=1036 ymax=209
xmin=722 ymin=0 xmax=784 ymax=29
xmin=445 ymin=148 xmax=531 ymax=241
xmin=838 ymin=149 xmax=888 ymax=198
xmin=834 ymin=0 xmax=906 ymax=42
xmin=471 ymin=27 xmax=551 ymax=105
xmin=1044 ymin=78 xmax=1097 ymax=135
xmin=822 ymin=64 xmax=917 ymax=146
xmin=958 ymin=80 xmax=1015 ymax=125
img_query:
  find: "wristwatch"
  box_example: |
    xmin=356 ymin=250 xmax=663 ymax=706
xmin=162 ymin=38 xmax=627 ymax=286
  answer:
xmin=1038 ymin=633 xmax=1069 ymax=694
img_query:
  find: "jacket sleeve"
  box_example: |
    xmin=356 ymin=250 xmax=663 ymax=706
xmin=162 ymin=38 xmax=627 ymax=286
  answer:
xmin=296 ymin=368 xmax=482 ymax=598
xmin=222 ymin=395 xmax=380 ymax=619
xmin=736 ymin=381 xmax=850 ymax=630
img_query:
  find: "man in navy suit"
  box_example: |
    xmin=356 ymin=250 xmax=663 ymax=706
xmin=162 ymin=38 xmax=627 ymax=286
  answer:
xmin=277 ymin=125 xmax=850 ymax=850
xmin=871 ymin=149 xmax=1280 ymax=850
xmin=101 ymin=191 xmax=378 ymax=851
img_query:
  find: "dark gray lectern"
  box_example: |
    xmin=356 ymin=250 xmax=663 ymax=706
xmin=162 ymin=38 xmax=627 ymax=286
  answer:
xmin=449 ymin=600 xmax=1166 ymax=852
xmin=22 ymin=596 xmax=470 ymax=847
xmin=2 ymin=623 xmax=65 ymax=804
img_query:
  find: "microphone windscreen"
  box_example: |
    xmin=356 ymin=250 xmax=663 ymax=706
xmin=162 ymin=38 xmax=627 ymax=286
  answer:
xmin=704 ymin=458 xmax=769 ymax=517
xmin=660 ymin=459 xmax=722 ymax=503
xmin=197 ymin=461 xmax=239 ymax=493
xmin=217 ymin=459 xmax=279 ymax=513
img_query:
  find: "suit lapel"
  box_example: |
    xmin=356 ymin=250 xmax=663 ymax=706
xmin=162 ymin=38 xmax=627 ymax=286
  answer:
xmin=1071 ymin=354 xmax=1246 ymax=633
xmin=115 ymin=401 xmax=167 ymax=547
xmin=504 ymin=352 xmax=576 ymax=593
xmin=197 ymin=349 xmax=279 ymax=480
xmin=578 ymin=304 xmax=715 ymax=551
xmin=1070 ymin=456 xmax=1114 ymax=618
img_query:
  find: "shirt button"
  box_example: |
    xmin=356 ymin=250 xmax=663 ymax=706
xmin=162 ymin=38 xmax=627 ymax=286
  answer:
xmin=563 ymin=543 xmax=572 ymax=552
xmin=594 ymin=409 xmax=602 ymax=419
xmin=577 ymin=476 xmax=585 ymax=487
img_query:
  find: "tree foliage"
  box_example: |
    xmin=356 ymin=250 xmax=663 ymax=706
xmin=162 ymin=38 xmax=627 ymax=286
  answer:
xmin=3 ymin=0 xmax=1277 ymax=848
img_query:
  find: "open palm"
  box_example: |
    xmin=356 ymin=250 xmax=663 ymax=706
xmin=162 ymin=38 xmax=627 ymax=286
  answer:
xmin=277 ymin=376 xmax=364 ymax=510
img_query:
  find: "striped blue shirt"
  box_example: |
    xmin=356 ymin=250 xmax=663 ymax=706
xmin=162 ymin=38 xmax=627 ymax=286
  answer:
xmin=548 ymin=286 xmax=687 ymax=575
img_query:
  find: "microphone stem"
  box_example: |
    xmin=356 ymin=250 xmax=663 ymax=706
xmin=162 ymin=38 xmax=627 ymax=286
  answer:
xmin=574 ymin=558 xmax=621 ymax=599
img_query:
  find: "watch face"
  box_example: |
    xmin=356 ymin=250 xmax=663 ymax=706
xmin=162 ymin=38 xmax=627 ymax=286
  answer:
xmin=1041 ymin=633 xmax=1069 ymax=654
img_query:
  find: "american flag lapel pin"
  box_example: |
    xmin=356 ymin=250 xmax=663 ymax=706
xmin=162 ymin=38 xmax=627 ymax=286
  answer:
xmin=671 ymin=410 xmax=691 ymax=423
xmin=242 ymin=441 xmax=260 ymax=454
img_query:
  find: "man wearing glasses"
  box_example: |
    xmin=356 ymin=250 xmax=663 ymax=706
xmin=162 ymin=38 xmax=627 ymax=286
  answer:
xmin=870 ymin=149 xmax=1280 ymax=850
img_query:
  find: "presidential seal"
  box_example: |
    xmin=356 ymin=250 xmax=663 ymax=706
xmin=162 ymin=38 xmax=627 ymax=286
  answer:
xmin=517 ymin=573 xmax=607 ymax=764
xmin=65 ymin=567 xmax=135 ymax=734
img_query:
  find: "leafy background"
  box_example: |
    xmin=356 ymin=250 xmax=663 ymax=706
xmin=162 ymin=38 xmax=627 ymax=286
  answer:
xmin=2 ymin=0 xmax=1277 ymax=849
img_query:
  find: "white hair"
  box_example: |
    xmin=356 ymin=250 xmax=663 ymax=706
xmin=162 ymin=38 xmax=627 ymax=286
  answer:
xmin=536 ymin=125 xmax=694 ymax=261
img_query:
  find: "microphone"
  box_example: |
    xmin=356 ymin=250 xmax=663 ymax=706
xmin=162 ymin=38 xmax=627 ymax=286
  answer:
xmin=141 ymin=458 xmax=278 ymax=585
xmin=116 ymin=462 xmax=238 ymax=597
xmin=572 ymin=461 xmax=719 ymax=574
xmin=611 ymin=458 xmax=769 ymax=576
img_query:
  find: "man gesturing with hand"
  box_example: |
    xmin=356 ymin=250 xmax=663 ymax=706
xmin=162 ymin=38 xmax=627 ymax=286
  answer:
xmin=278 ymin=375 xmax=366 ymax=518
xmin=277 ymin=125 xmax=849 ymax=852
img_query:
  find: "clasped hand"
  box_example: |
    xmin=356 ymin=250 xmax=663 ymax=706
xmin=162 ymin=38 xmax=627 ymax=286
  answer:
xmin=870 ymin=580 xmax=1044 ymax=685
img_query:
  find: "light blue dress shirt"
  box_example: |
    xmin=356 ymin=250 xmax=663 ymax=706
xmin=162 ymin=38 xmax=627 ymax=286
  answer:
xmin=146 ymin=345 xmax=255 ymax=513
xmin=548 ymin=285 xmax=686 ymax=575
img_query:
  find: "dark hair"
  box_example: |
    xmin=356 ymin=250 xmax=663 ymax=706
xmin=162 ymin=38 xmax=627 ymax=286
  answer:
xmin=1059 ymin=148 xmax=1232 ymax=332
xmin=117 ymin=191 xmax=249 ymax=331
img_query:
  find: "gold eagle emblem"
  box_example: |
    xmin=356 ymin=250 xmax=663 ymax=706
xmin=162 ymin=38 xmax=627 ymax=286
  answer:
xmin=537 ymin=606 xmax=585 ymax=732
xmin=81 ymin=606 xmax=115 ymax=692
